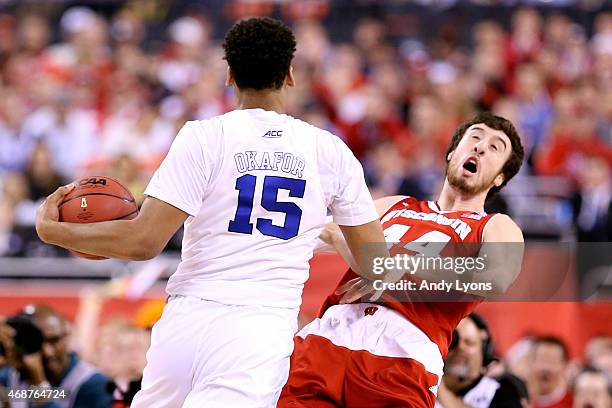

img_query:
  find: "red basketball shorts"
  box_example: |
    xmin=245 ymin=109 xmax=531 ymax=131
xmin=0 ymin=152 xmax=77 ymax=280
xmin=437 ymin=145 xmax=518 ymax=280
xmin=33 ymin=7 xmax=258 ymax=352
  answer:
xmin=279 ymin=303 xmax=443 ymax=408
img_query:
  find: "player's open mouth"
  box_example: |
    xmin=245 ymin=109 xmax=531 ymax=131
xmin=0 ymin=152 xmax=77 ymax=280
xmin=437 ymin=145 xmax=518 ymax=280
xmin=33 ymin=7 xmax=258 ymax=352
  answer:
xmin=462 ymin=157 xmax=478 ymax=174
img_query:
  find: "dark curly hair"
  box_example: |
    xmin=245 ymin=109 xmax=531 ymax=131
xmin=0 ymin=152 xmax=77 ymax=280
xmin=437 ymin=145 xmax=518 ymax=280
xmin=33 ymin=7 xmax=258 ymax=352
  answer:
xmin=223 ymin=17 xmax=296 ymax=91
xmin=445 ymin=112 xmax=524 ymax=197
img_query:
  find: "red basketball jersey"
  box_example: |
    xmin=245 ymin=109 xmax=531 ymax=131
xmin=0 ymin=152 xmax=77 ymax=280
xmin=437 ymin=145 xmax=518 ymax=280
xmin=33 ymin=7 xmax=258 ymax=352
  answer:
xmin=322 ymin=196 xmax=498 ymax=358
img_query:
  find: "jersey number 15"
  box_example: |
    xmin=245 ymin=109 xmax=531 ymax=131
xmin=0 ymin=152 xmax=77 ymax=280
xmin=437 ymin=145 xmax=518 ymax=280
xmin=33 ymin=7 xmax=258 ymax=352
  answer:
xmin=228 ymin=175 xmax=306 ymax=240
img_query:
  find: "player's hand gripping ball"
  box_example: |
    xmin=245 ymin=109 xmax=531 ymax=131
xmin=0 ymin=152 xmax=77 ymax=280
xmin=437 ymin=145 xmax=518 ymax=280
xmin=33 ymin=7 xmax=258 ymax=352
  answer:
xmin=58 ymin=176 xmax=139 ymax=260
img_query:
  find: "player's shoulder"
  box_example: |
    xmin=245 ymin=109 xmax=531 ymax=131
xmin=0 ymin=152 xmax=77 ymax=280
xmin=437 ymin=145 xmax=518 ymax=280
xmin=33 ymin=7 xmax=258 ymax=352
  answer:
xmin=375 ymin=195 xmax=412 ymax=216
xmin=485 ymin=213 xmax=520 ymax=231
xmin=289 ymin=116 xmax=342 ymax=142
xmin=385 ymin=196 xmax=433 ymax=211
xmin=181 ymin=115 xmax=226 ymax=143
xmin=311 ymin=126 xmax=354 ymax=158
xmin=188 ymin=115 xmax=224 ymax=131
xmin=482 ymin=213 xmax=523 ymax=242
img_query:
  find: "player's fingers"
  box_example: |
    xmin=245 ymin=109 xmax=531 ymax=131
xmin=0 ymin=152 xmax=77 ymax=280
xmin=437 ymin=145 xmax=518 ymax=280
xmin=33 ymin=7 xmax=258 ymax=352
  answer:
xmin=368 ymin=288 xmax=384 ymax=302
xmin=382 ymin=267 xmax=405 ymax=285
xmin=341 ymin=286 xmax=369 ymax=304
xmin=335 ymin=278 xmax=368 ymax=297
xmin=334 ymin=278 xmax=362 ymax=295
xmin=339 ymin=280 xmax=371 ymax=304
xmin=46 ymin=183 xmax=75 ymax=205
xmin=364 ymin=268 xmax=404 ymax=302
xmin=337 ymin=282 xmax=363 ymax=302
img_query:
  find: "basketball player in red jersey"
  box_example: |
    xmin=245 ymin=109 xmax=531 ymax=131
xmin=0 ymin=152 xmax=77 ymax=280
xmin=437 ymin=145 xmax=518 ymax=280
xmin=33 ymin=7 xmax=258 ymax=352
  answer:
xmin=279 ymin=112 xmax=525 ymax=408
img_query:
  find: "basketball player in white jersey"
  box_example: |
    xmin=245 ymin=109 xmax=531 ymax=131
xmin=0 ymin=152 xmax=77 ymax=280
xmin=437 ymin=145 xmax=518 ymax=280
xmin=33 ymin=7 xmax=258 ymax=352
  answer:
xmin=35 ymin=17 xmax=390 ymax=407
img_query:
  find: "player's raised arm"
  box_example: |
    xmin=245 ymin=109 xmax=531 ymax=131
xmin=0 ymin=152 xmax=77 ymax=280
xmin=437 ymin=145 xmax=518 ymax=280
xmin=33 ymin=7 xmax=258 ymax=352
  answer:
xmin=336 ymin=221 xmax=388 ymax=281
xmin=36 ymin=194 xmax=188 ymax=261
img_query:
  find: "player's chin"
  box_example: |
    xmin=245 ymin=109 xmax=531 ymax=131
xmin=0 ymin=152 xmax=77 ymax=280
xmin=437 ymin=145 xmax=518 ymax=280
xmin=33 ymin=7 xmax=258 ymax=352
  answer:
xmin=461 ymin=171 xmax=486 ymax=185
xmin=450 ymin=176 xmax=479 ymax=193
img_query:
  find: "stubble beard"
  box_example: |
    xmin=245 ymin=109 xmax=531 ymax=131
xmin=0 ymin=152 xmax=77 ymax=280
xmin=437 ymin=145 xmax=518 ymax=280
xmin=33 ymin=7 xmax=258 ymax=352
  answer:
xmin=446 ymin=160 xmax=494 ymax=196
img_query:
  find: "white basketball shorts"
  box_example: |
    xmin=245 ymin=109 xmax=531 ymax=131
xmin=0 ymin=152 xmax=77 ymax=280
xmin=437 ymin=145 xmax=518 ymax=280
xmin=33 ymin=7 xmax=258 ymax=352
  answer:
xmin=131 ymin=294 xmax=298 ymax=408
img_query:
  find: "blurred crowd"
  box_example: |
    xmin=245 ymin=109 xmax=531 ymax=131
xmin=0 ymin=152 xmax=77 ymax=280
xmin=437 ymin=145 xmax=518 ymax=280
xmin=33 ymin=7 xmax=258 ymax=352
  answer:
xmin=0 ymin=2 xmax=611 ymax=257
xmin=0 ymin=298 xmax=159 ymax=408
xmin=0 ymin=3 xmax=609 ymax=407
xmin=1 ymin=302 xmax=610 ymax=407
xmin=438 ymin=314 xmax=612 ymax=408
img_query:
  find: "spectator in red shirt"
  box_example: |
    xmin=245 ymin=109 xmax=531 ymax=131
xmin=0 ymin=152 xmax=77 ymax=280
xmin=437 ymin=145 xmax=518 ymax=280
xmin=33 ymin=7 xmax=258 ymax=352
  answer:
xmin=530 ymin=336 xmax=574 ymax=408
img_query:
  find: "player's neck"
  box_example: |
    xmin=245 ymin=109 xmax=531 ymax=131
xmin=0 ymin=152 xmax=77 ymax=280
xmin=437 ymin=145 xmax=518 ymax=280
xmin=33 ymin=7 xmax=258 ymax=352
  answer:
xmin=436 ymin=180 xmax=487 ymax=212
xmin=235 ymin=88 xmax=286 ymax=113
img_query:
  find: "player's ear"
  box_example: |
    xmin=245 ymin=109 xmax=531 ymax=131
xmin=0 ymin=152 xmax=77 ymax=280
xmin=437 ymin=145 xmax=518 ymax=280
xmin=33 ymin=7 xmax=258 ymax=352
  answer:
xmin=225 ymin=66 xmax=235 ymax=87
xmin=447 ymin=151 xmax=454 ymax=162
xmin=493 ymin=172 xmax=504 ymax=187
xmin=286 ymin=66 xmax=295 ymax=87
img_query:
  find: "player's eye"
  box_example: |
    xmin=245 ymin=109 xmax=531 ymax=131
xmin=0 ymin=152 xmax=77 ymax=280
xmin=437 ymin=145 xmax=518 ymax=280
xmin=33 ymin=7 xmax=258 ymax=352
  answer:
xmin=472 ymin=135 xmax=480 ymax=141
xmin=491 ymin=144 xmax=498 ymax=151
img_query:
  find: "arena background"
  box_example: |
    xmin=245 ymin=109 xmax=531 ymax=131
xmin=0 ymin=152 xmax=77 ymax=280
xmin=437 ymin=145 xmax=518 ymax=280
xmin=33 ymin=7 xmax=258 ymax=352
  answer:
xmin=0 ymin=0 xmax=610 ymax=402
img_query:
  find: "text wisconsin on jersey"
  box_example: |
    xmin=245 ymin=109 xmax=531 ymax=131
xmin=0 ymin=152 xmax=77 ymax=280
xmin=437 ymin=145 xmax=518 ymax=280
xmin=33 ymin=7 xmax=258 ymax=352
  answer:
xmin=381 ymin=209 xmax=473 ymax=240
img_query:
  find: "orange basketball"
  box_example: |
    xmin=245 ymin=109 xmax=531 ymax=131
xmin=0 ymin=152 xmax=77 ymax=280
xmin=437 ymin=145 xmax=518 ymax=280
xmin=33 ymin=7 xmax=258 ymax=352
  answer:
xmin=59 ymin=176 xmax=139 ymax=260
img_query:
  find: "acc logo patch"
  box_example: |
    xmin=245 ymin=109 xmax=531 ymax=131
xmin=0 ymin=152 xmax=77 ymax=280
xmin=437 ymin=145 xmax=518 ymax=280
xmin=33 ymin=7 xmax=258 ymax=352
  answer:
xmin=262 ymin=130 xmax=283 ymax=138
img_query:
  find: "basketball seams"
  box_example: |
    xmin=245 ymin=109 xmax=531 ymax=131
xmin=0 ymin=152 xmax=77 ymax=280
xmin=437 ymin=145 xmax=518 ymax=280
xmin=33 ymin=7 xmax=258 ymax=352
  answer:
xmin=101 ymin=176 xmax=137 ymax=201
xmin=59 ymin=177 xmax=139 ymax=259
xmin=59 ymin=192 xmax=137 ymax=209
xmin=73 ymin=175 xmax=136 ymax=201
xmin=59 ymin=193 xmax=138 ymax=223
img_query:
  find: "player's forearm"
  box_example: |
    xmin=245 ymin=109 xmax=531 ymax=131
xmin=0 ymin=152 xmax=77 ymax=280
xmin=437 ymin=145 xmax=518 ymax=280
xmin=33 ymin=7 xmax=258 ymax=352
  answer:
xmin=39 ymin=219 xmax=157 ymax=261
xmin=339 ymin=221 xmax=391 ymax=281
xmin=320 ymin=223 xmax=361 ymax=272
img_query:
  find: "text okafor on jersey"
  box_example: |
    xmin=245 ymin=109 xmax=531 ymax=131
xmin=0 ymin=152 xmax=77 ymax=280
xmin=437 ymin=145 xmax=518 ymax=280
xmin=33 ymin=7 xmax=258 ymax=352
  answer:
xmin=322 ymin=197 xmax=498 ymax=357
xmin=144 ymin=109 xmax=378 ymax=308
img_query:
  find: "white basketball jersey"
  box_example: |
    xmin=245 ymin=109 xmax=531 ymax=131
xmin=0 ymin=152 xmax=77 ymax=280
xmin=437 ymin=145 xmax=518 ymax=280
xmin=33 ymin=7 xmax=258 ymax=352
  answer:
xmin=144 ymin=109 xmax=378 ymax=308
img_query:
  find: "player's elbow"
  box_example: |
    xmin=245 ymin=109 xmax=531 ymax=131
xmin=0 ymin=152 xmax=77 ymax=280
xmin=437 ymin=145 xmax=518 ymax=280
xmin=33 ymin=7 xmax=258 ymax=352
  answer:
xmin=128 ymin=248 xmax=158 ymax=261
xmin=128 ymin=236 xmax=164 ymax=261
xmin=488 ymin=282 xmax=507 ymax=296
xmin=489 ymin=273 xmax=515 ymax=295
xmin=128 ymin=247 xmax=161 ymax=261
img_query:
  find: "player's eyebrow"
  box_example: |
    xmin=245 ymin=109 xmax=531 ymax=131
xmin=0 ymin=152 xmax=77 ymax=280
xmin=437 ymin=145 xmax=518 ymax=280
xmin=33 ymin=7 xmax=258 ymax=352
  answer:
xmin=472 ymin=126 xmax=507 ymax=151
xmin=470 ymin=126 xmax=485 ymax=134
xmin=493 ymin=135 xmax=507 ymax=151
